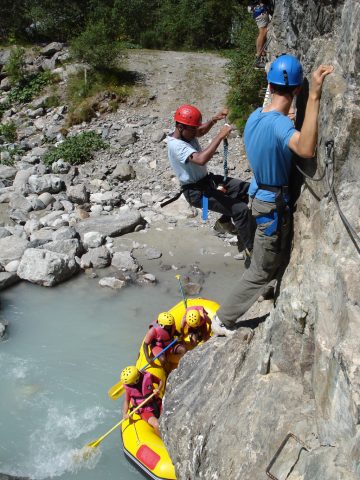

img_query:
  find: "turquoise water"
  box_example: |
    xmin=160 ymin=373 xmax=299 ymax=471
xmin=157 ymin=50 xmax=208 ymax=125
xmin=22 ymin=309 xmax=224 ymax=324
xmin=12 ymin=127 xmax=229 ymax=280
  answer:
xmin=0 ymin=276 xmax=184 ymax=480
xmin=0 ymin=225 xmax=242 ymax=480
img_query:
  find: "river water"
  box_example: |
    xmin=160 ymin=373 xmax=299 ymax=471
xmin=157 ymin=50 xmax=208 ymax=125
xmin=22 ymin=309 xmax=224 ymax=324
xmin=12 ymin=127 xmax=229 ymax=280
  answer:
xmin=0 ymin=225 xmax=243 ymax=480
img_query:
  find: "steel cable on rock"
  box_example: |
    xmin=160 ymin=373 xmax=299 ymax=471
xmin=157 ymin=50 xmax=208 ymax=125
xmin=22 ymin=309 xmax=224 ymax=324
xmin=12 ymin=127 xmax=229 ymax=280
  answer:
xmin=323 ymin=140 xmax=360 ymax=254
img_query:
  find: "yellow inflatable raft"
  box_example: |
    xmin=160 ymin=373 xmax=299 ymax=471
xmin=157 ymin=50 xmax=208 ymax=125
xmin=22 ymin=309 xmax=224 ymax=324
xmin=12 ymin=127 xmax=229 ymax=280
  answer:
xmin=121 ymin=297 xmax=219 ymax=480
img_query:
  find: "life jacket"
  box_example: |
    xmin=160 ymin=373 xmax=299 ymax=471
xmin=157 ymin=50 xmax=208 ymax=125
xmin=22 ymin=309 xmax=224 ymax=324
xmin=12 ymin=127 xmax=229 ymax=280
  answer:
xmin=124 ymin=372 xmax=155 ymax=412
xmin=149 ymin=320 xmax=175 ymax=348
xmin=248 ymin=1 xmax=273 ymax=17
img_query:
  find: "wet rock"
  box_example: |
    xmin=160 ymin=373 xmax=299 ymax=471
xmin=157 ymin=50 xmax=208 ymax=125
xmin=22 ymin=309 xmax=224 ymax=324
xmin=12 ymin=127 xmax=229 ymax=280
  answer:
xmin=0 ymin=271 xmax=20 ymax=290
xmin=141 ymin=273 xmax=157 ymax=283
xmin=80 ymin=246 xmax=111 ymax=269
xmin=17 ymin=248 xmax=77 ymax=286
xmin=145 ymin=247 xmax=162 ymax=260
xmin=111 ymin=251 xmax=139 ymax=272
xmin=76 ymin=210 xmax=142 ymax=238
xmin=0 ymin=319 xmax=9 ymax=339
xmin=183 ymin=282 xmax=201 ymax=295
xmin=99 ymin=277 xmax=126 ymax=289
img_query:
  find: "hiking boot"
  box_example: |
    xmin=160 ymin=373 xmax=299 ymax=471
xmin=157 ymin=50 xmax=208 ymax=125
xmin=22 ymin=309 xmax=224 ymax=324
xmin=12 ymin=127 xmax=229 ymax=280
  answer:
xmin=254 ymin=56 xmax=266 ymax=69
xmin=211 ymin=314 xmax=235 ymax=337
xmin=214 ymin=218 xmax=237 ymax=234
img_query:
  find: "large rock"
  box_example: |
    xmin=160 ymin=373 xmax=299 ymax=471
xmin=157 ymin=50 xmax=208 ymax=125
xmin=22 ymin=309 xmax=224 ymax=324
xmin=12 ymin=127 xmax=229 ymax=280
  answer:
xmin=17 ymin=248 xmax=77 ymax=286
xmin=111 ymin=251 xmax=139 ymax=272
xmin=76 ymin=210 xmax=143 ymax=238
xmin=0 ymin=165 xmax=17 ymax=181
xmin=0 ymin=271 xmax=20 ymax=290
xmin=80 ymin=246 xmax=111 ymax=269
xmin=111 ymin=162 xmax=136 ymax=181
xmin=40 ymin=42 xmax=63 ymax=57
xmin=28 ymin=175 xmax=64 ymax=194
xmin=0 ymin=236 xmax=28 ymax=266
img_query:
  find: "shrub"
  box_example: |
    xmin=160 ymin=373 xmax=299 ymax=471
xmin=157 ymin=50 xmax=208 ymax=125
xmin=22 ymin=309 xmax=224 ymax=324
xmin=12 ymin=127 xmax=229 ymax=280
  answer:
xmin=226 ymin=5 xmax=267 ymax=132
xmin=43 ymin=131 xmax=107 ymax=166
xmin=8 ymin=70 xmax=54 ymax=104
xmin=70 ymin=20 xmax=121 ymax=70
xmin=0 ymin=121 xmax=17 ymax=142
xmin=5 ymin=46 xmax=26 ymax=84
xmin=66 ymin=69 xmax=131 ymax=126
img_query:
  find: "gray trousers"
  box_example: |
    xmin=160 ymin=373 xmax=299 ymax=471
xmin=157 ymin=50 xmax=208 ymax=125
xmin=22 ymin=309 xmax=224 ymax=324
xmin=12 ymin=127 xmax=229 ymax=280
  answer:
xmin=217 ymin=198 xmax=292 ymax=327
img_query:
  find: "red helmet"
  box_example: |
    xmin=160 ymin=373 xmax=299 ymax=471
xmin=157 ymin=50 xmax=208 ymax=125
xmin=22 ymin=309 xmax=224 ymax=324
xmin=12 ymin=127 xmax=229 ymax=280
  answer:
xmin=174 ymin=104 xmax=202 ymax=127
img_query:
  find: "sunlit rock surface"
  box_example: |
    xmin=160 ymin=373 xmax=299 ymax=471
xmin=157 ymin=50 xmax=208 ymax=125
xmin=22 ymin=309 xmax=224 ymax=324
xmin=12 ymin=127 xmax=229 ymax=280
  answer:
xmin=162 ymin=1 xmax=360 ymax=479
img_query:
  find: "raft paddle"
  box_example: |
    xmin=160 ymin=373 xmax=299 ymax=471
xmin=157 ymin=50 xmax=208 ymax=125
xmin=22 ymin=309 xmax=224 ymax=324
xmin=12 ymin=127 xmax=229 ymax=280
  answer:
xmin=108 ymin=337 xmax=179 ymax=400
xmin=86 ymin=393 xmax=156 ymax=448
xmin=175 ymin=274 xmax=187 ymax=309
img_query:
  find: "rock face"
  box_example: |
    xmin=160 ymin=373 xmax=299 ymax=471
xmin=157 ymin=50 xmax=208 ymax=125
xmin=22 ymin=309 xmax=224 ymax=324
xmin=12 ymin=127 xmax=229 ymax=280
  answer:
xmin=162 ymin=2 xmax=360 ymax=479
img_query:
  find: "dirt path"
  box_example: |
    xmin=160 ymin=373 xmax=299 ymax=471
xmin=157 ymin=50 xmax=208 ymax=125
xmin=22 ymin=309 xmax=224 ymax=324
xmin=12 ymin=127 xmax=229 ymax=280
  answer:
xmin=124 ymin=49 xmax=230 ymax=121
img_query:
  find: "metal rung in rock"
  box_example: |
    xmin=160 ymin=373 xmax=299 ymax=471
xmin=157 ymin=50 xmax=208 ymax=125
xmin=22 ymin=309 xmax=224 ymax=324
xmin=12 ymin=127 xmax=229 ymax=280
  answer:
xmin=266 ymin=432 xmax=311 ymax=480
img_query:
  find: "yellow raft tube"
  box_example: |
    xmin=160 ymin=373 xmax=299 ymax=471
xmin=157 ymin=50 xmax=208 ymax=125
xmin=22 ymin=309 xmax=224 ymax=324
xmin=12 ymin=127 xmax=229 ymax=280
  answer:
xmin=121 ymin=297 xmax=219 ymax=480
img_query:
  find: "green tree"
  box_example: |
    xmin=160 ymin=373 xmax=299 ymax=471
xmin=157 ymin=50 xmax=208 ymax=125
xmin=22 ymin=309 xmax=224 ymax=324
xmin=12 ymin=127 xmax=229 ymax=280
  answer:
xmin=70 ymin=20 xmax=121 ymax=70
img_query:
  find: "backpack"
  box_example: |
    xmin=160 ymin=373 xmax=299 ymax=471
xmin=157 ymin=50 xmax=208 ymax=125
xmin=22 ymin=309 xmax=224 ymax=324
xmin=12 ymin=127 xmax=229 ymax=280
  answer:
xmin=247 ymin=0 xmax=275 ymax=16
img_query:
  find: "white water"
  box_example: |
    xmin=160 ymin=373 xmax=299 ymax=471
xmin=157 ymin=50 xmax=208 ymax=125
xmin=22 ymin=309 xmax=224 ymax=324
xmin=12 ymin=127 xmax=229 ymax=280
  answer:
xmin=0 ymin=226 xmax=243 ymax=480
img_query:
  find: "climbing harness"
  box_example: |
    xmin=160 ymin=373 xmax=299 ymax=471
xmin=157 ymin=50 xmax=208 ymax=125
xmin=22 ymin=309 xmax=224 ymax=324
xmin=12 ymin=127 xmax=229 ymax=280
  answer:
xmin=266 ymin=432 xmax=310 ymax=480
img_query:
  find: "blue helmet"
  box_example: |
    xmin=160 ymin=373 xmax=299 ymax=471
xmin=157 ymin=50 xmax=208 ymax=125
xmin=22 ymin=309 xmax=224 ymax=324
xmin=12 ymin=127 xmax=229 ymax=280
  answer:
xmin=267 ymin=54 xmax=303 ymax=87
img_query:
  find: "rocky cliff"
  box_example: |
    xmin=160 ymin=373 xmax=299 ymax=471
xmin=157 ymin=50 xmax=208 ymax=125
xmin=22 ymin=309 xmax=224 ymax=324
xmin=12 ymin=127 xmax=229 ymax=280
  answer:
xmin=161 ymin=1 xmax=360 ymax=479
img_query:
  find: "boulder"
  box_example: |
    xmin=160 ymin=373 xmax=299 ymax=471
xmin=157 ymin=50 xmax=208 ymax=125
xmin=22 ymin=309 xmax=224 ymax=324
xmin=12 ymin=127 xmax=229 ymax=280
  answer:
xmin=99 ymin=277 xmax=126 ymax=289
xmin=89 ymin=191 xmax=122 ymax=206
xmin=28 ymin=175 xmax=64 ymax=194
xmin=0 ymin=165 xmax=17 ymax=181
xmin=111 ymin=163 xmax=136 ymax=181
xmin=111 ymin=251 xmax=139 ymax=272
xmin=76 ymin=210 xmax=142 ymax=238
xmin=0 ymin=236 xmax=28 ymax=266
xmin=17 ymin=248 xmax=77 ymax=286
xmin=83 ymin=231 xmax=104 ymax=249
xmin=42 ymin=238 xmax=82 ymax=258
xmin=80 ymin=246 xmax=111 ymax=269
xmin=40 ymin=42 xmax=63 ymax=57
xmin=0 ymin=271 xmax=20 ymax=290
xmin=67 ymin=184 xmax=89 ymax=204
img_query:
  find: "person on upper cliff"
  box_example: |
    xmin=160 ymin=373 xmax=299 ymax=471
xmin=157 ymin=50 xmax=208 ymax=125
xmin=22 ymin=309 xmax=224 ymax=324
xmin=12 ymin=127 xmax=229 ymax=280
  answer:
xmin=121 ymin=366 xmax=163 ymax=436
xmin=167 ymin=104 xmax=255 ymax=260
xmin=211 ymin=54 xmax=334 ymax=336
xmin=180 ymin=306 xmax=212 ymax=346
xmin=143 ymin=312 xmax=186 ymax=371
xmin=247 ymin=0 xmax=274 ymax=69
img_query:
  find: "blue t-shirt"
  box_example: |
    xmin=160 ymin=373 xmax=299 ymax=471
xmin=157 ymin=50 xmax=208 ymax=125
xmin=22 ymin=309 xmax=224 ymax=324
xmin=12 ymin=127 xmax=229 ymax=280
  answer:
xmin=244 ymin=108 xmax=296 ymax=202
xmin=167 ymin=135 xmax=208 ymax=186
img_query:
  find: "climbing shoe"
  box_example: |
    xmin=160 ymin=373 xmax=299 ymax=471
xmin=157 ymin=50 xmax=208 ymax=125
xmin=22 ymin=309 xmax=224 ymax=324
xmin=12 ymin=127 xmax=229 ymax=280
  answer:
xmin=254 ymin=56 xmax=266 ymax=69
xmin=214 ymin=217 xmax=237 ymax=234
xmin=211 ymin=314 xmax=236 ymax=337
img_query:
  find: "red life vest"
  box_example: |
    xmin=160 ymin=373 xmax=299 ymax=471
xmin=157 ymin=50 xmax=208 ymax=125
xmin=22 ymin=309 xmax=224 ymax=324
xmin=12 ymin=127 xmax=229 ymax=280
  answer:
xmin=124 ymin=372 xmax=155 ymax=412
xmin=149 ymin=321 xmax=175 ymax=348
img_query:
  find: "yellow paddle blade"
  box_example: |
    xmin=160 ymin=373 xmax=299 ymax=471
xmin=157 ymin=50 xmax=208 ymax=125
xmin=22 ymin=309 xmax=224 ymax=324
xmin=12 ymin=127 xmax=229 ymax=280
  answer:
xmin=108 ymin=381 xmax=125 ymax=400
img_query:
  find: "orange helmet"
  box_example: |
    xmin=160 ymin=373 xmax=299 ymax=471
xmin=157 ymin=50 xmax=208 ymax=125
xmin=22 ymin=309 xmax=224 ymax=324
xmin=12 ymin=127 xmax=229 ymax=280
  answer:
xmin=174 ymin=104 xmax=202 ymax=127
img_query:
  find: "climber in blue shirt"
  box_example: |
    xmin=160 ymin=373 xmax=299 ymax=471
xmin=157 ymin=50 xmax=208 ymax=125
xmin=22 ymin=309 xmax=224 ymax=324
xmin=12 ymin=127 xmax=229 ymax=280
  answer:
xmin=211 ymin=54 xmax=334 ymax=336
